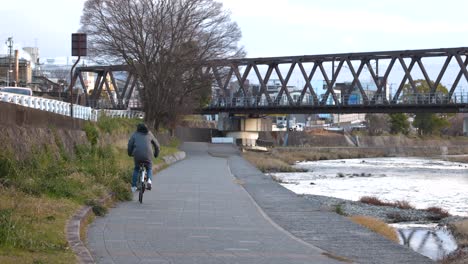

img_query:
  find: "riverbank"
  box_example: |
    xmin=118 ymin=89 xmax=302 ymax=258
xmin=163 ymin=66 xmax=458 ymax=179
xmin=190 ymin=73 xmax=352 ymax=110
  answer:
xmin=298 ymin=193 xmax=468 ymax=263
xmin=242 ymin=146 xmax=468 ymax=263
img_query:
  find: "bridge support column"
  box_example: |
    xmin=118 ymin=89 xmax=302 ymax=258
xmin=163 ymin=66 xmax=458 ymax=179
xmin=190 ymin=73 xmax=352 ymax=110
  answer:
xmin=226 ymin=131 xmax=259 ymax=146
xmin=464 ymin=117 xmax=468 ymax=136
xmin=217 ymin=113 xmax=271 ymax=146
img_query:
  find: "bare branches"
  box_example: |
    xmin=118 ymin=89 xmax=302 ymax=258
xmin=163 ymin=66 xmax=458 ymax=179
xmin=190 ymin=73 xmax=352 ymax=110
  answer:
xmin=80 ymin=0 xmax=243 ymax=129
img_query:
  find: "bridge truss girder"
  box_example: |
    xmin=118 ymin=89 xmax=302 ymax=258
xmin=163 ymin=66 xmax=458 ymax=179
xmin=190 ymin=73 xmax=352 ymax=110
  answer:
xmin=203 ymin=47 xmax=468 ymax=114
xmin=72 ymin=65 xmax=139 ymax=109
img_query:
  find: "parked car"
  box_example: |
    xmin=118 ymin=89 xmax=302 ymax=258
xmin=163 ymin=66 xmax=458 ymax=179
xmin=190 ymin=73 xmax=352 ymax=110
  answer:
xmin=289 ymin=123 xmax=305 ymax=131
xmin=0 ymin=86 xmax=33 ymax=96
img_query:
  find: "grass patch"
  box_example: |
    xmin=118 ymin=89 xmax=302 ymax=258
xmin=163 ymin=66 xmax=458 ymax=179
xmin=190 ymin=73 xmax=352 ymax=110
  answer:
xmin=242 ymin=151 xmax=307 ymax=172
xmin=448 ymin=220 xmax=468 ymax=247
xmin=0 ymin=187 xmax=78 ymax=257
xmin=0 ymin=118 xmax=179 ymax=263
xmin=349 ymin=215 xmax=399 ymax=243
xmin=334 ymin=204 xmax=347 ymax=216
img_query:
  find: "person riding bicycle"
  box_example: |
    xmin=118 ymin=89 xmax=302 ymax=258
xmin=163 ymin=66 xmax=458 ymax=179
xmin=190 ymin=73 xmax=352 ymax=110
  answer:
xmin=127 ymin=123 xmax=160 ymax=193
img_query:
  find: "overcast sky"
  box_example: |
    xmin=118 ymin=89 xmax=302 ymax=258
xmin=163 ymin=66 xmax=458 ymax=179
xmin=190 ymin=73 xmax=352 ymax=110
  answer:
xmin=1 ymin=0 xmax=468 ymax=60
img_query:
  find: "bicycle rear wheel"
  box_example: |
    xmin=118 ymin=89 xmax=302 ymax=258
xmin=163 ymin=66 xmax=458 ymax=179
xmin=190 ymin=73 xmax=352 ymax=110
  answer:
xmin=138 ymin=172 xmax=144 ymax=203
xmin=138 ymin=186 xmax=143 ymax=203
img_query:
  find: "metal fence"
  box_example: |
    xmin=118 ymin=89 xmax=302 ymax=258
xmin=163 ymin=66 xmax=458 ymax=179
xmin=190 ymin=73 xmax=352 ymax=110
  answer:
xmin=0 ymin=92 xmax=144 ymax=121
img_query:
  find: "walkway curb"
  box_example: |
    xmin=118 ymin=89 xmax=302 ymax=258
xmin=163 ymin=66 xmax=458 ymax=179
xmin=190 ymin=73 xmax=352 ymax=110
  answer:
xmin=65 ymin=151 xmax=186 ymax=264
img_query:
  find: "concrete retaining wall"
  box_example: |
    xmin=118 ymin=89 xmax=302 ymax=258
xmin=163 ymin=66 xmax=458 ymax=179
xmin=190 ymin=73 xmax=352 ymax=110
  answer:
xmin=0 ymin=101 xmax=83 ymax=130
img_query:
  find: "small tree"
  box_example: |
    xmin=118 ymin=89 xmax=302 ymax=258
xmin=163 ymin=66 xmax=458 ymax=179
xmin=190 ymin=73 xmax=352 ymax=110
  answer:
xmin=389 ymin=113 xmax=410 ymax=135
xmin=413 ymin=113 xmax=450 ymax=136
xmin=402 ymin=80 xmax=450 ymax=136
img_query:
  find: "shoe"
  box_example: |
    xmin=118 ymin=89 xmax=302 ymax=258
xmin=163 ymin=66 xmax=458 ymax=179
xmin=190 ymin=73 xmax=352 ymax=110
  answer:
xmin=131 ymin=186 xmax=137 ymax=193
xmin=147 ymin=182 xmax=152 ymax=190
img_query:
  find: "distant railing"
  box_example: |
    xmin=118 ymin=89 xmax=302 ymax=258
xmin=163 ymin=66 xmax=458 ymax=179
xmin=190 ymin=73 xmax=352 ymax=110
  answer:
xmin=98 ymin=109 xmax=144 ymax=119
xmin=0 ymin=92 xmax=144 ymax=121
xmin=207 ymin=92 xmax=468 ymax=109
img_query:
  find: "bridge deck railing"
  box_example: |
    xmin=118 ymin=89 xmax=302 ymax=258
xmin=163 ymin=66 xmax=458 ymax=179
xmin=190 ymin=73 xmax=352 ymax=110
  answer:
xmin=207 ymin=92 xmax=468 ymax=109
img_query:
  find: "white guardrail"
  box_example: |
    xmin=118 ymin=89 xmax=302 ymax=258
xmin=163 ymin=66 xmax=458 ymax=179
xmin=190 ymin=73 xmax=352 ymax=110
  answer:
xmin=0 ymin=92 xmax=144 ymax=121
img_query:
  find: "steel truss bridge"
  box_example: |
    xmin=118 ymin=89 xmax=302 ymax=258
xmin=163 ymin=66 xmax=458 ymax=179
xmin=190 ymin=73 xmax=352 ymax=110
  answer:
xmin=73 ymin=47 xmax=468 ymax=114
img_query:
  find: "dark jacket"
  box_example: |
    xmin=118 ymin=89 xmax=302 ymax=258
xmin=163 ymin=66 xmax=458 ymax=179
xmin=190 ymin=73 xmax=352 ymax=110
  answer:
xmin=127 ymin=124 xmax=160 ymax=164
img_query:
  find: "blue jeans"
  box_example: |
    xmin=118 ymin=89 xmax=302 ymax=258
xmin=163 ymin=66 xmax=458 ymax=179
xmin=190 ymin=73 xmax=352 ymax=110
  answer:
xmin=132 ymin=163 xmax=153 ymax=187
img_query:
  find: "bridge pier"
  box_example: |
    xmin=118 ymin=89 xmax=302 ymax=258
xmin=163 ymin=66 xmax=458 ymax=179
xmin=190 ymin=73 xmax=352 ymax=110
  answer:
xmin=464 ymin=117 xmax=468 ymax=136
xmin=217 ymin=113 xmax=271 ymax=146
xmin=226 ymin=131 xmax=259 ymax=146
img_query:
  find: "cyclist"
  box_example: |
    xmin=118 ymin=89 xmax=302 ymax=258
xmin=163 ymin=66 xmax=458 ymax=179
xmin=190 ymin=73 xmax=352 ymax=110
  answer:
xmin=127 ymin=123 xmax=160 ymax=193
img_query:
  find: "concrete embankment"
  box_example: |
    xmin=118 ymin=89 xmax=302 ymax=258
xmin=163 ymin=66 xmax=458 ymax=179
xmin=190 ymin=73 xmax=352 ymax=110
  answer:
xmin=259 ymin=131 xmax=468 ymax=156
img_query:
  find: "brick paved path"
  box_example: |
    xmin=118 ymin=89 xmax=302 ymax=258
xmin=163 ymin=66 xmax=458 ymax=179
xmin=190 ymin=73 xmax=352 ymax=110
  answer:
xmin=87 ymin=143 xmax=341 ymax=264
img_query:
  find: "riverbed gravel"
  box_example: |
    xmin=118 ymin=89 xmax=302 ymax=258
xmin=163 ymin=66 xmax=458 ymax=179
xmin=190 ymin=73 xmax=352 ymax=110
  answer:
xmin=302 ymin=193 xmax=468 ymax=225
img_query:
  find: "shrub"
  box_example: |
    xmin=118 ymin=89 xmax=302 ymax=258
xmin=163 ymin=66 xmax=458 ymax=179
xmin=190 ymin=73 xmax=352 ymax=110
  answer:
xmin=83 ymin=122 xmax=99 ymax=146
xmin=394 ymin=200 xmax=414 ymax=210
xmin=359 ymin=196 xmax=391 ymax=206
xmin=425 ymin=206 xmax=450 ymax=220
xmin=349 ymin=215 xmax=399 ymax=242
xmin=360 ymin=197 xmax=414 ymax=210
xmin=334 ymin=204 xmax=347 ymax=216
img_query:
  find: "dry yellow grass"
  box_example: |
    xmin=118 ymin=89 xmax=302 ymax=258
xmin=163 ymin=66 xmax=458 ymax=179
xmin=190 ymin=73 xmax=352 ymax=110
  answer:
xmin=349 ymin=215 xmax=399 ymax=243
xmin=242 ymin=152 xmax=297 ymax=172
xmin=448 ymin=220 xmax=468 ymax=247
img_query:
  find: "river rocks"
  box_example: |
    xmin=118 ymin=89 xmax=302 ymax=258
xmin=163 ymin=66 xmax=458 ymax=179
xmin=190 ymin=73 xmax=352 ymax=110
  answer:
xmin=302 ymin=194 xmax=467 ymax=224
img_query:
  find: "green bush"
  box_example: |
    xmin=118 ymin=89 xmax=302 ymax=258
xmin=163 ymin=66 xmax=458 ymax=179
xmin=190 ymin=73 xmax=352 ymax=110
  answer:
xmin=97 ymin=116 xmax=140 ymax=134
xmin=83 ymin=122 xmax=99 ymax=146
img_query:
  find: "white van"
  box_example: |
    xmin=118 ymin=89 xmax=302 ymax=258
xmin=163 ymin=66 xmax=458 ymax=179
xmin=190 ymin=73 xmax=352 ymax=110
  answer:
xmin=0 ymin=86 xmax=33 ymax=96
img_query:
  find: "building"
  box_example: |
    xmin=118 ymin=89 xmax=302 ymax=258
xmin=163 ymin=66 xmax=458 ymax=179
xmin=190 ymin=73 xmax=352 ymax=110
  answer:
xmin=0 ymin=56 xmax=32 ymax=86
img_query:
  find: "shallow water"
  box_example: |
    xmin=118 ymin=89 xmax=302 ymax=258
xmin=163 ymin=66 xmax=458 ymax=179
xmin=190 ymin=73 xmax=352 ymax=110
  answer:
xmin=391 ymin=223 xmax=458 ymax=260
xmin=274 ymin=157 xmax=468 ymax=216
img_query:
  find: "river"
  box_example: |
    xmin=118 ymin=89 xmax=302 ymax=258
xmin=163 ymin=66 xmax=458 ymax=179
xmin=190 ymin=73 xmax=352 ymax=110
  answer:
xmin=271 ymin=157 xmax=468 ymax=260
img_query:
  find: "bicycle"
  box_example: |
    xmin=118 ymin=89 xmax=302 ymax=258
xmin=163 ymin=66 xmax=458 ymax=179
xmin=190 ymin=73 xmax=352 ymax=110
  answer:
xmin=137 ymin=162 xmax=149 ymax=203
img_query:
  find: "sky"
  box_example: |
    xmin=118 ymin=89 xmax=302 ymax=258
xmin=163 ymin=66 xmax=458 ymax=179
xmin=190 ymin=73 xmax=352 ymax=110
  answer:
xmin=2 ymin=0 xmax=468 ymax=61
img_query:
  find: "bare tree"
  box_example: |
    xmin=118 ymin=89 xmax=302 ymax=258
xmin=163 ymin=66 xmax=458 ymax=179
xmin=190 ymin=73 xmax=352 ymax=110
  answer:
xmin=365 ymin=113 xmax=390 ymax=135
xmin=80 ymin=0 xmax=244 ymax=129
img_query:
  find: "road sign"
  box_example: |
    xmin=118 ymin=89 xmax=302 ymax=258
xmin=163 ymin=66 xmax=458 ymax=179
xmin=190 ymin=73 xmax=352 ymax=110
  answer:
xmin=72 ymin=33 xmax=87 ymax=56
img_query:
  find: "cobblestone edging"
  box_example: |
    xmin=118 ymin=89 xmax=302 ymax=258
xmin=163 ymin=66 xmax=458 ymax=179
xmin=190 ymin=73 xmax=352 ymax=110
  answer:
xmin=65 ymin=151 xmax=186 ymax=264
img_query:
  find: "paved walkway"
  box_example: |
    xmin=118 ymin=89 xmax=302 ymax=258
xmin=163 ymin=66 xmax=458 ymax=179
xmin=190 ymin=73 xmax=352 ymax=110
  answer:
xmin=87 ymin=142 xmax=433 ymax=264
xmin=87 ymin=143 xmax=341 ymax=264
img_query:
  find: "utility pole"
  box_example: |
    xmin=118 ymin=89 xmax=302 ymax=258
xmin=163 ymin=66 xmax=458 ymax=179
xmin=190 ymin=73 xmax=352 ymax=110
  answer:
xmin=5 ymin=37 xmax=13 ymax=86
